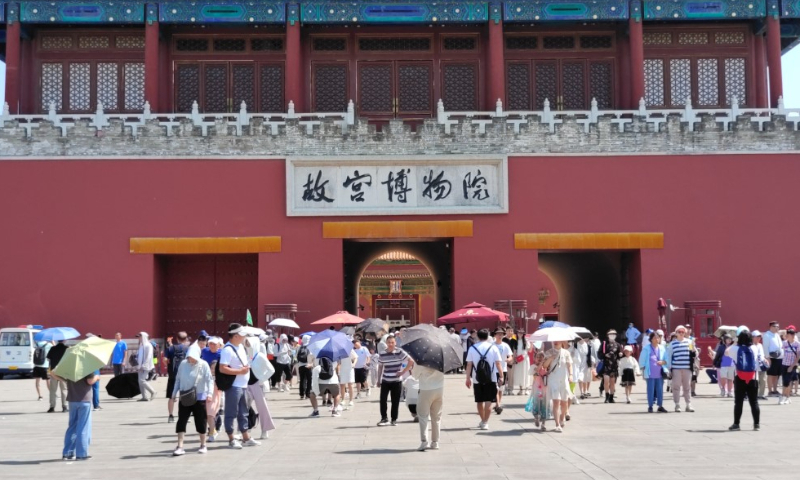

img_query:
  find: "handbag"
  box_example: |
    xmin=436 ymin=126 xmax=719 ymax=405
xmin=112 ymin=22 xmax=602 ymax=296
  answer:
xmin=247 ymin=407 xmax=259 ymax=428
xmin=179 ymin=365 xmax=202 ymax=407
xmin=129 ymin=352 xmax=139 ymax=367
xmin=524 ymin=395 xmax=534 ymax=413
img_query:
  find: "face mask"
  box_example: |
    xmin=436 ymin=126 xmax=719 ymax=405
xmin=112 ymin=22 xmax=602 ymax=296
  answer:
xmin=608 ymin=335 xmax=616 ymax=341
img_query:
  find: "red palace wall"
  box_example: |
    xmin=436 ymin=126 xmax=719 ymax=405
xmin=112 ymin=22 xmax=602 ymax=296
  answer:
xmin=1 ymin=154 xmax=799 ymax=337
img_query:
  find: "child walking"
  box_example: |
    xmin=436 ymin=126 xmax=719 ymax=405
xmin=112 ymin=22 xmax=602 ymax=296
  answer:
xmin=618 ymin=346 xmax=641 ymax=404
xmin=527 ymin=351 xmax=551 ymax=431
xmin=403 ymin=373 xmax=420 ymax=422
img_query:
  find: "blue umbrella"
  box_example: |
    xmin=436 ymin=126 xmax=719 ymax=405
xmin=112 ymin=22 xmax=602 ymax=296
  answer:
xmin=537 ymin=321 xmax=570 ymax=330
xmin=307 ymin=330 xmax=353 ymax=361
xmin=34 ymin=327 xmax=80 ymax=342
xmin=300 ymin=331 xmax=316 ymax=339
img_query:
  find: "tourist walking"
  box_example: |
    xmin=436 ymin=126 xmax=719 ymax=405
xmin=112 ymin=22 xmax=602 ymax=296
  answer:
xmin=618 ymin=346 xmax=641 ymax=404
xmin=166 ymin=332 xmax=190 ymax=423
xmin=136 ymin=332 xmax=156 ymax=401
xmin=493 ymin=329 xmax=512 ymax=413
xmin=171 ymin=345 xmax=214 ymax=455
xmin=415 ymin=364 xmax=445 ymax=451
xmin=377 ymin=335 xmax=414 ymax=426
xmin=465 ymin=329 xmax=503 ymax=431
xmin=639 ymin=332 xmax=668 ymax=413
xmin=273 ymin=334 xmax=293 ymax=392
xmin=201 ymin=337 xmax=223 ymax=441
xmin=714 ymin=335 xmax=735 ymax=397
xmin=527 ymin=351 xmax=551 ymax=430
xmin=317 ymin=354 xmax=341 ymax=417
xmin=600 ymin=330 xmax=622 ymax=403
xmin=297 ymin=335 xmax=313 ymax=400
xmin=726 ymin=328 xmax=760 ymax=431
xmin=751 ymin=331 xmax=769 ymax=399
xmin=353 ymin=340 xmax=371 ymax=399
xmin=625 ymin=323 xmax=641 ymax=357
xmin=542 ymin=341 xmax=573 ymax=433
xmin=763 ymin=321 xmax=783 ymax=396
xmin=339 ymin=347 xmax=358 ymax=409
xmin=244 ymin=336 xmax=276 ymax=439
xmin=111 ymin=332 xmax=127 ymax=377
xmin=667 ymin=325 xmax=695 ymax=412
xmin=780 ymin=325 xmax=800 ymax=405
xmin=56 ymin=370 xmax=99 ymax=460
xmin=573 ymin=337 xmax=592 ymax=399
xmin=33 ymin=340 xmax=51 ymax=401
xmin=219 ymin=323 xmax=260 ymax=449
xmin=512 ymin=329 xmax=531 ymax=396
xmin=46 ymin=339 xmax=68 ymax=412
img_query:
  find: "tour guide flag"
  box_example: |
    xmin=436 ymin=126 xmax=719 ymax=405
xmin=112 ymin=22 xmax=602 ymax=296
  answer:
xmin=246 ymin=309 xmax=253 ymax=326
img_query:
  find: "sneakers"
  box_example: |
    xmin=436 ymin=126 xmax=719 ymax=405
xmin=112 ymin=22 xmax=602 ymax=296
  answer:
xmin=47 ymin=407 xmax=55 ymax=413
xmin=429 ymin=442 xmax=439 ymax=450
xmin=168 ymin=415 xmax=174 ymax=423
xmin=229 ymin=440 xmax=243 ymax=449
xmin=754 ymin=424 xmax=760 ymax=431
xmin=332 ymin=411 xmax=340 ymax=417
xmin=62 ymin=454 xmax=75 ymax=461
xmin=310 ymin=411 xmax=320 ymax=417
xmin=207 ymin=433 xmax=217 ymax=442
xmin=198 ymin=446 xmax=207 ymax=454
xmin=93 ymin=406 xmax=102 ymax=411
xmin=554 ymin=426 xmax=563 ymax=433
xmin=477 ymin=421 xmax=485 ymax=430
xmin=779 ymin=396 xmax=786 ymax=405
xmin=260 ymin=431 xmax=269 ymax=440
xmin=62 ymin=406 xmax=69 ymax=412
xmin=726 ymin=392 xmax=733 ymax=398
xmin=675 ymin=405 xmax=682 ymax=412
xmin=657 ymin=406 xmax=668 ymax=413
xmin=243 ymin=438 xmax=261 ymax=447
xmin=390 ymin=420 xmax=397 ymax=426
xmin=413 ymin=416 xmax=420 ymax=423
xmin=728 ymin=424 xmax=740 ymax=431
xmin=417 ymin=442 xmax=428 ymax=452
xmin=173 ymin=447 xmax=186 ymax=456
xmin=480 ymin=422 xmax=489 ymax=431
xmin=685 ymin=405 xmax=695 ymax=412
xmin=647 ymin=407 xmax=653 ymax=413
xmin=348 ymin=401 xmax=354 ymax=407
xmin=377 ymin=419 xmax=389 ymax=426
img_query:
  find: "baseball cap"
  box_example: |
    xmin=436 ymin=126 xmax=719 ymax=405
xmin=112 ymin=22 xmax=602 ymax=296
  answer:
xmin=623 ymin=345 xmax=633 ymax=352
xmin=752 ymin=330 xmax=762 ymax=337
xmin=787 ymin=325 xmax=797 ymax=334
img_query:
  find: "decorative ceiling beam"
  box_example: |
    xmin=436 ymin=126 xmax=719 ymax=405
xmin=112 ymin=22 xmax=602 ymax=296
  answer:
xmin=504 ymin=0 xmax=628 ymax=22
xmin=301 ymin=2 xmax=488 ymax=24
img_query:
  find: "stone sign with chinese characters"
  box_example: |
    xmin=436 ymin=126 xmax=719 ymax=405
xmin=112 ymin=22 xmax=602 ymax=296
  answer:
xmin=286 ymin=156 xmax=508 ymax=216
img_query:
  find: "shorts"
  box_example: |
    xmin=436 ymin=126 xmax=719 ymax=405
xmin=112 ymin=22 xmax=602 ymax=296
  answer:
xmin=319 ymin=383 xmax=340 ymax=397
xmin=33 ymin=366 xmax=49 ymax=380
xmin=781 ymin=365 xmax=798 ymax=388
xmin=354 ymin=368 xmax=367 ymax=385
xmin=473 ymin=382 xmax=497 ymax=403
xmin=719 ymin=366 xmax=735 ymax=381
xmin=768 ymin=359 xmax=783 ymax=376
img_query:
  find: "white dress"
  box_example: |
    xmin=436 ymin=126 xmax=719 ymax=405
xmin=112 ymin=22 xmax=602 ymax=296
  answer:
xmin=339 ymin=350 xmax=357 ymax=384
xmin=512 ymin=340 xmax=531 ymax=389
xmin=547 ymin=348 xmax=573 ymax=401
xmin=573 ymin=342 xmax=592 ymax=382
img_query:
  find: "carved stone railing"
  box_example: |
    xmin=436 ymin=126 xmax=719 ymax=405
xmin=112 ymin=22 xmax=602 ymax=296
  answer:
xmin=1 ymin=96 xmax=799 ymax=157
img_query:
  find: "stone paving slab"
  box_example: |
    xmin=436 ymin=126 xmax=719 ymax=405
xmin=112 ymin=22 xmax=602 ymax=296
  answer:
xmin=0 ymin=375 xmax=797 ymax=480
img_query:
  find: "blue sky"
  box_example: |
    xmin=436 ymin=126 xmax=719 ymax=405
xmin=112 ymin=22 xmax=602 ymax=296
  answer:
xmin=1 ymin=49 xmax=799 ymax=108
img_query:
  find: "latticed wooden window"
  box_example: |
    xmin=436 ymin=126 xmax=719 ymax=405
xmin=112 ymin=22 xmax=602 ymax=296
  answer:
xmin=97 ymin=63 xmax=119 ymax=110
xmin=442 ymin=64 xmax=477 ymax=111
xmin=204 ymin=64 xmax=229 ymax=113
xmin=678 ymin=32 xmax=708 ymax=45
xmin=124 ymin=63 xmax=145 ymax=111
xmin=312 ymin=38 xmax=347 ymax=51
xmin=534 ymin=62 xmax=557 ymax=109
xmin=213 ymin=39 xmax=246 ymax=52
xmin=724 ymin=58 xmax=746 ymax=105
xmin=232 ymin=64 xmax=256 ymax=110
xmin=176 ymin=64 xmax=201 ymax=113
xmin=79 ymin=36 xmax=111 ymax=49
xmin=251 ymin=38 xmax=284 ymax=52
xmin=116 ymin=36 xmax=145 ymax=49
xmin=358 ymin=38 xmax=430 ymax=51
xmin=543 ymin=36 xmax=575 ymax=50
xmin=359 ymin=64 xmax=393 ymax=113
xmin=697 ymin=58 xmax=719 ymax=107
xmin=589 ymin=62 xmax=613 ymax=109
xmin=41 ymin=36 xmax=74 ymax=50
xmin=398 ymin=64 xmax=432 ymax=113
xmin=644 ymin=59 xmax=665 ymax=106
xmin=505 ymin=36 xmax=538 ymax=50
xmin=580 ymin=36 xmax=612 ymax=49
xmin=507 ymin=63 xmax=531 ymax=110
xmin=715 ymin=32 xmax=745 ymax=45
xmin=313 ymin=64 xmax=348 ymax=112
xmin=69 ymin=63 xmax=92 ymax=112
xmin=259 ymin=64 xmax=284 ymax=112
xmin=561 ymin=62 xmax=585 ymax=109
xmin=176 ymin=38 xmax=210 ymax=52
xmin=669 ymin=59 xmax=691 ymax=107
xmin=443 ymin=37 xmax=476 ymax=51
xmin=643 ymin=32 xmax=672 ymax=46
xmin=41 ymin=63 xmax=63 ymax=111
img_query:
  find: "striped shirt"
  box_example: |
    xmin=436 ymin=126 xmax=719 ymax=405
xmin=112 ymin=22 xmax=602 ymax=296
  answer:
xmin=669 ymin=339 xmax=691 ymax=369
xmin=782 ymin=340 xmax=800 ymax=367
xmin=378 ymin=349 xmax=409 ymax=383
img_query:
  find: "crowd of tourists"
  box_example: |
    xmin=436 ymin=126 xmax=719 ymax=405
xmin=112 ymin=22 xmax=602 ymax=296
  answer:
xmin=30 ymin=319 xmax=800 ymax=460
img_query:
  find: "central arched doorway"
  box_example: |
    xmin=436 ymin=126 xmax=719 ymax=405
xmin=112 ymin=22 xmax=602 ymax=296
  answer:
xmin=342 ymin=239 xmax=454 ymax=324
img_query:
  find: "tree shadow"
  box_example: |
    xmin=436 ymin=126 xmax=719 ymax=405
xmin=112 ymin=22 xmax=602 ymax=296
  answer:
xmin=335 ymin=448 xmax=418 ymax=455
xmin=477 ymin=429 xmax=525 ymax=437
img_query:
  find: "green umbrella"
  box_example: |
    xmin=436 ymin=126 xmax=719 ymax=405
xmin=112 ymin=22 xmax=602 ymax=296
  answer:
xmin=52 ymin=336 xmax=116 ymax=382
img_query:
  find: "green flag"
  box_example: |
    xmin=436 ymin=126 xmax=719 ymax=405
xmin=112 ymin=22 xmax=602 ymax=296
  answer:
xmin=246 ymin=309 xmax=253 ymax=326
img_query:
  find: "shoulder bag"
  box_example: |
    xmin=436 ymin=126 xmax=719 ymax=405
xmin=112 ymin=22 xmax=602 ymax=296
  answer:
xmin=179 ymin=365 xmax=202 ymax=407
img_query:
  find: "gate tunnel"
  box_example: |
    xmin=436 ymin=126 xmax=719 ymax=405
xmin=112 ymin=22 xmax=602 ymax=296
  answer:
xmin=538 ymin=251 xmax=640 ymax=335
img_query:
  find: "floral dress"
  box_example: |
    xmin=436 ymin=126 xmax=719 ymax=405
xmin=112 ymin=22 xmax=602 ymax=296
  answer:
xmin=601 ymin=341 xmax=622 ymax=378
xmin=527 ymin=363 xmax=551 ymax=420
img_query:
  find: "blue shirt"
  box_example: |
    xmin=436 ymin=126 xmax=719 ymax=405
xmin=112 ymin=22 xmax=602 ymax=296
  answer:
xmin=111 ymin=341 xmax=128 ymax=365
xmin=201 ymin=347 xmax=220 ymax=367
xmin=626 ymin=327 xmax=641 ymax=345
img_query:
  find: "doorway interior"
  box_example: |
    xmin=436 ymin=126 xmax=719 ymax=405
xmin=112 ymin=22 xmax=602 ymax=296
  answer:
xmin=537 ymin=250 xmax=642 ymax=335
xmin=343 ymin=239 xmax=454 ymax=324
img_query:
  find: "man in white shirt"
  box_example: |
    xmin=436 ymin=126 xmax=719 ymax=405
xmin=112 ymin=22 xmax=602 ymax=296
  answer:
xmin=353 ymin=340 xmax=371 ymax=399
xmin=493 ymin=329 xmax=513 ymax=414
xmin=465 ymin=329 xmax=503 ymax=431
xmin=763 ymin=321 xmax=783 ymax=396
xmin=219 ymin=323 xmax=260 ymax=449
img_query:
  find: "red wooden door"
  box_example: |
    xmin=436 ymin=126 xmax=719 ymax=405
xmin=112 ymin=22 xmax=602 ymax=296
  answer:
xmin=356 ymin=61 xmax=433 ymax=119
xmin=213 ymin=254 xmax=259 ymax=335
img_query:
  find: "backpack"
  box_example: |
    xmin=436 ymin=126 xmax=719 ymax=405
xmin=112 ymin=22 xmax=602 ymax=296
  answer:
xmin=736 ymin=346 xmax=756 ymax=373
xmin=33 ymin=345 xmax=46 ymax=366
xmin=472 ymin=345 xmax=494 ymax=385
xmin=171 ymin=344 xmax=187 ymax=373
xmin=215 ymin=345 xmax=243 ymax=391
xmin=318 ymin=357 xmax=334 ymax=381
xmin=297 ymin=346 xmax=309 ymax=364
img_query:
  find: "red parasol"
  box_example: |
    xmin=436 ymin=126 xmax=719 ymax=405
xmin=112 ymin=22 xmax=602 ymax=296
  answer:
xmin=311 ymin=311 xmax=364 ymax=326
xmin=437 ymin=302 xmax=509 ymax=325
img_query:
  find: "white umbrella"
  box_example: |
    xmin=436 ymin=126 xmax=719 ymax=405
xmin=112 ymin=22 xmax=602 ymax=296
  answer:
xmin=269 ymin=318 xmax=300 ymax=329
xmin=713 ymin=325 xmax=738 ymax=338
xmin=529 ymin=327 xmax=579 ymax=343
xmin=569 ymin=326 xmax=593 ymax=339
xmin=242 ymin=326 xmax=266 ymax=337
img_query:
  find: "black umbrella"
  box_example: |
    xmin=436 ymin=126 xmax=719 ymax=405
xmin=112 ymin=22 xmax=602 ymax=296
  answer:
xmin=105 ymin=372 xmax=140 ymax=399
xmin=398 ymin=324 xmax=464 ymax=373
xmin=340 ymin=326 xmax=355 ymax=336
xmin=356 ymin=318 xmax=389 ymax=334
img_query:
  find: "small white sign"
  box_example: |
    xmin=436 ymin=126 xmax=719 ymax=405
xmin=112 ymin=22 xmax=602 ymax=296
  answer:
xmin=286 ymin=155 xmax=508 ymax=216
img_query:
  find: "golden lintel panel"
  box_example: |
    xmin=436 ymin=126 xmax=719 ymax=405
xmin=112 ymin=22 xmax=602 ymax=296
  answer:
xmin=514 ymin=233 xmax=664 ymax=250
xmin=323 ymin=221 xmax=473 ymax=239
xmin=130 ymin=237 xmax=281 ymax=254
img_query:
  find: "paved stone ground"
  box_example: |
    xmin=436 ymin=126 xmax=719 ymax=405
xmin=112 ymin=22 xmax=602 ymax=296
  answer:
xmin=0 ymin=374 xmax=797 ymax=480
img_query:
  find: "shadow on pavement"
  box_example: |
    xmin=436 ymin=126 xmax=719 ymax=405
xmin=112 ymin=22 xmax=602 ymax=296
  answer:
xmin=0 ymin=459 xmax=65 ymax=465
xmin=335 ymin=449 xmax=418 ymax=454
